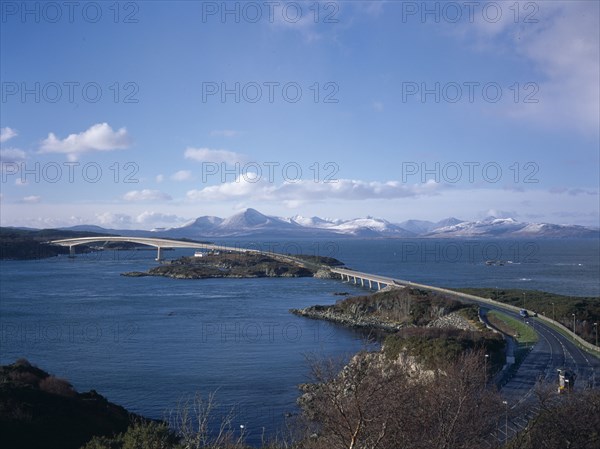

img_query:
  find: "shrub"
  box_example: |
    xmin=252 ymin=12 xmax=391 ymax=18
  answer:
xmin=8 ymin=370 xmax=41 ymax=386
xmin=14 ymin=358 xmax=32 ymax=368
xmin=81 ymin=435 xmax=123 ymax=449
xmin=39 ymin=375 xmax=77 ymax=397
xmin=121 ymin=421 xmax=179 ymax=449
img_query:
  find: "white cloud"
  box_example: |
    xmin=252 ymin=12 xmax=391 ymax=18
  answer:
xmin=549 ymin=187 xmax=598 ymax=196
xmin=171 ymin=170 xmax=193 ymax=181
xmin=39 ymin=123 xmax=132 ymax=161
xmin=122 ymin=189 xmax=172 ymax=202
xmin=134 ymin=211 xmax=187 ymax=225
xmin=95 ymin=212 xmax=132 ymax=227
xmin=457 ymin=1 xmax=599 ymax=134
xmin=268 ymin=1 xmax=326 ymax=42
xmin=210 ymin=129 xmax=239 ymax=138
xmin=0 ymin=127 xmax=18 ymax=143
xmin=89 ymin=211 xmax=188 ymax=228
xmin=0 ymin=148 xmax=26 ymax=163
xmin=1 ymin=186 xmax=598 ymax=229
xmin=21 ymin=195 xmax=41 ymax=203
xmin=186 ymin=176 xmax=440 ymax=202
xmin=479 ymin=209 xmax=518 ymax=219
xmin=156 ymin=174 xmax=165 ymax=183
xmin=184 ymin=147 xmax=246 ymax=164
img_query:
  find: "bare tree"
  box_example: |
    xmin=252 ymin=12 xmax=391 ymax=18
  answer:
xmin=167 ymin=391 xmax=246 ymax=449
xmin=297 ymin=350 xmax=504 ymax=449
xmin=507 ymin=387 xmax=600 ymax=449
xmin=417 ymin=351 xmax=503 ymax=449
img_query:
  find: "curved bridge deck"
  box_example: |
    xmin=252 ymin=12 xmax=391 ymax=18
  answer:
xmin=49 ymin=236 xmax=257 ymax=261
xmin=51 ymin=236 xmax=600 ymax=360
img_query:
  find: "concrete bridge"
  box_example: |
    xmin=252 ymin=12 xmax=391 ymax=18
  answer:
xmin=49 ymin=236 xmax=257 ymax=261
xmin=330 ymin=267 xmax=404 ymax=291
xmin=48 ymin=235 xmax=600 ymax=442
xmin=49 ymin=236 xmax=599 ymax=359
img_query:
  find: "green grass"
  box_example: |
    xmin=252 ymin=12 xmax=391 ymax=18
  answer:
xmin=487 ymin=310 xmax=538 ymax=365
xmin=383 ymin=328 xmax=505 ymax=371
xmin=487 ymin=310 xmax=538 ymax=346
xmin=452 ymin=287 xmax=600 ymax=345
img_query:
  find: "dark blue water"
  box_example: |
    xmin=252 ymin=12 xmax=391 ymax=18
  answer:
xmin=222 ymin=238 xmax=600 ymax=296
xmin=0 ymin=248 xmax=369 ymax=443
xmin=1 ymin=238 xmax=598 ymax=443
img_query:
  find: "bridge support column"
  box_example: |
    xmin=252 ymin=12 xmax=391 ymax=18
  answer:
xmin=156 ymin=247 xmax=163 ymax=261
xmin=69 ymin=245 xmax=75 ymax=258
xmin=368 ymin=279 xmax=372 ymax=289
xmin=360 ymin=278 xmax=364 ymax=287
xmin=353 ymin=276 xmax=357 ymax=284
xmin=376 ymin=282 xmax=381 ymax=290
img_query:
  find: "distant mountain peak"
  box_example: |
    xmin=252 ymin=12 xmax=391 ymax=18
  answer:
xmin=60 ymin=208 xmax=599 ymax=239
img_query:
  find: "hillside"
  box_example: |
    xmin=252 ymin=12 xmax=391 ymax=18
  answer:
xmin=0 ymin=228 xmax=113 ymax=260
xmin=0 ymin=359 xmax=135 ymax=449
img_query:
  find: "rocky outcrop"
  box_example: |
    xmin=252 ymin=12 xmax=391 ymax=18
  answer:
xmin=290 ymin=305 xmax=409 ymax=332
xmin=426 ymin=311 xmax=479 ymax=331
xmin=291 ymin=288 xmax=468 ymax=333
xmin=313 ymin=269 xmax=339 ymax=279
xmin=122 ymin=252 xmax=316 ymax=279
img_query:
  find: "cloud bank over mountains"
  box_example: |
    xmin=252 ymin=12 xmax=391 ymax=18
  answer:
xmin=58 ymin=208 xmax=598 ymax=239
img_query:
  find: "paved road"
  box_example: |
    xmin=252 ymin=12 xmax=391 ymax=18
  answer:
xmin=500 ymin=313 xmax=599 ymax=401
xmin=487 ymin=307 xmax=600 ymax=441
xmin=333 ymin=267 xmax=600 ymax=441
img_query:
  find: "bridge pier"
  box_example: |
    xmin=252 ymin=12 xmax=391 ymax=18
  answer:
xmin=368 ymin=279 xmax=372 ymax=289
xmin=68 ymin=245 xmax=75 ymax=258
xmin=156 ymin=247 xmax=163 ymax=261
xmin=376 ymin=281 xmax=381 ymax=290
xmin=360 ymin=278 xmax=364 ymax=287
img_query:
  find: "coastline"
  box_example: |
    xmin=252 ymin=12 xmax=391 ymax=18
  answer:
xmin=120 ymin=252 xmax=340 ymax=280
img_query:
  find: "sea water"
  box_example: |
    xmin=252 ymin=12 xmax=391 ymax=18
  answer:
xmin=1 ymin=238 xmax=598 ymax=444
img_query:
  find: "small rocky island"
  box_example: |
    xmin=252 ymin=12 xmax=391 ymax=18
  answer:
xmin=291 ymin=287 xmax=482 ymax=333
xmin=122 ymin=251 xmax=343 ymax=280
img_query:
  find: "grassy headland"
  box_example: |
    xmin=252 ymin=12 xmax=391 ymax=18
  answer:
xmin=0 ymin=227 xmax=107 ymax=260
xmin=452 ymin=287 xmax=600 ymax=344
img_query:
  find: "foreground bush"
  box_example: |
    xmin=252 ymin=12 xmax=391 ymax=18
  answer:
xmin=297 ymin=350 xmax=504 ymax=449
xmin=82 ymin=421 xmax=179 ymax=449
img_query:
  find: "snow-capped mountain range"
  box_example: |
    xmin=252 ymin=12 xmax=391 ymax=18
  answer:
xmin=61 ymin=208 xmax=599 ymax=239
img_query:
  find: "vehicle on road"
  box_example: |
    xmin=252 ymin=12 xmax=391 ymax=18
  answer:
xmin=557 ymin=368 xmax=576 ymax=393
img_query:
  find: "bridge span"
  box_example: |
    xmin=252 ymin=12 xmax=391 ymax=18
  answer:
xmin=49 ymin=236 xmax=257 ymax=261
xmin=48 ymin=235 xmax=600 ymax=439
xmin=51 ymin=236 xmax=599 ymax=359
xmin=330 ymin=267 xmax=402 ymax=291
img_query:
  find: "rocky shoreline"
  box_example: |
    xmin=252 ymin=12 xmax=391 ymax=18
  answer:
xmin=121 ymin=252 xmax=341 ymax=280
xmin=290 ymin=288 xmax=480 ymax=334
xmin=290 ymin=304 xmax=408 ymax=332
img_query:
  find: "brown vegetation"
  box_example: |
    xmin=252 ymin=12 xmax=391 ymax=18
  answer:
xmin=297 ymin=350 xmax=504 ymax=449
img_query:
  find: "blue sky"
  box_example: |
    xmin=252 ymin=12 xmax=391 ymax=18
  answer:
xmin=1 ymin=0 xmax=599 ymax=229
